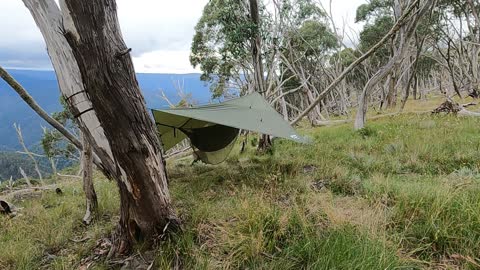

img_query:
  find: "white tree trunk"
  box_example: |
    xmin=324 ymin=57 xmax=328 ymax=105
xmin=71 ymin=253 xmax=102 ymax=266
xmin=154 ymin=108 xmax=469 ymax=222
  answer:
xmin=22 ymin=0 xmax=116 ymax=176
xmin=82 ymin=135 xmax=97 ymax=225
xmin=14 ymin=123 xmax=43 ymax=183
xmin=354 ymin=0 xmax=435 ymax=129
xmin=23 ymin=0 xmax=177 ymax=255
xmin=18 ymin=167 xmax=32 ymax=187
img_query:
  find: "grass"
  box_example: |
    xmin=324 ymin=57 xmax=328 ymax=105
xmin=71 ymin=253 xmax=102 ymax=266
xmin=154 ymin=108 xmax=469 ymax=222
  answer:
xmin=1 ymin=99 xmax=480 ymax=269
xmin=0 ymin=175 xmax=118 ymax=270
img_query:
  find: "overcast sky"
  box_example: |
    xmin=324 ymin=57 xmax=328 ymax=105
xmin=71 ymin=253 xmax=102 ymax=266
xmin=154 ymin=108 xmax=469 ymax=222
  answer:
xmin=1 ymin=0 xmax=365 ymax=73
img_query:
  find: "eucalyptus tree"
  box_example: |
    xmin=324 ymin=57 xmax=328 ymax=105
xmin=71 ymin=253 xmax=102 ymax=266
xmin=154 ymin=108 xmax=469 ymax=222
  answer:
xmin=191 ymin=0 xmax=274 ymax=151
xmin=41 ymin=98 xmax=79 ymax=163
xmin=354 ymin=0 xmax=437 ymax=130
xmin=279 ymin=5 xmax=340 ymax=123
xmin=190 ymin=0 xmax=269 ymax=97
xmin=356 ymin=0 xmax=416 ymax=109
xmin=428 ymin=0 xmax=480 ymax=98
xmin=356 ymin=0 xmax=394 ymax=67
xmin=23 ymin=0 xmax=179 ymax=255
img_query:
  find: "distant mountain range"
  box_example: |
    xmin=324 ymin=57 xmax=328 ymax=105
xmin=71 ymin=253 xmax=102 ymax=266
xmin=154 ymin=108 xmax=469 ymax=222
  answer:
xmin=0 ymin=69 xmax=213 ymax=151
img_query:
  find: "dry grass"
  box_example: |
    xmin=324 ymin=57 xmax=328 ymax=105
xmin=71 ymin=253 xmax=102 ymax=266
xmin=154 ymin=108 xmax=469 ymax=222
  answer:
xmin=1 ymin=97 xmax=480 ymax=269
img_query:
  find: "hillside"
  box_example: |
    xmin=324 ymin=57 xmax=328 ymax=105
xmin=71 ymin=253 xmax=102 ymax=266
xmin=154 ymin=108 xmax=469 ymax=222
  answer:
xmin=1 ymin=108 xmax=480 ymax=269
xmin=0 ymin=69 xmax=213 ymax=180
xmin=0 ymin=69 xmax=212 ymax=151
xmin=0 ymin=151 xmax=60 ymax=181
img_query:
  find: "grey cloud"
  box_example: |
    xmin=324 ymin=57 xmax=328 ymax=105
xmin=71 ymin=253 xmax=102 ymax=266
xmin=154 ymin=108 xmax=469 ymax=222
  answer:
xmin=123 ymin=22 xmax=197 ymax=57
xmin=1 ymin=0 xmax=364 ymax=72
xmin=1 ymin=0 xmax=207 ymax=71
xmin=0 ymin=49 xmax=52 ymax=70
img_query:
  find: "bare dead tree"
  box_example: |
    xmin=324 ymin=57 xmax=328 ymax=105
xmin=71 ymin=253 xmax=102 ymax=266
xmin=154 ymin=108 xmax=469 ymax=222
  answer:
xmin=41 ymin=126 xmax=60 ymax=183
xmin=13 ymin=124 xmax=43 ymax=184
xmin=8 ymin=176 xmax=14 ymax=191
xmin=3 ymin=64 xmax=102 ymax=224
xmin=18 ymin=167 xmax=32 ymax=187
xmin=426 ymin=2 xmax=480 ymax=100
xmin=290 ymin=0 xmax=422 ymax=125
xmin=400 ymin=33 xmax=427 ymax=110
xmin=354 ymin=0 xmax=436 ymax=130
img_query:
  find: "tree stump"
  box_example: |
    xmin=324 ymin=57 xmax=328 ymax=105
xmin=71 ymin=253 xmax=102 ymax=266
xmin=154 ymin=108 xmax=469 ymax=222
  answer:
xmin=432 ymin=99 xmax=463 ymax=114
xmin=468 ymin=89 xmax=479 ymax=99
xmin=0 ymin=200 xmax=17 ymax=216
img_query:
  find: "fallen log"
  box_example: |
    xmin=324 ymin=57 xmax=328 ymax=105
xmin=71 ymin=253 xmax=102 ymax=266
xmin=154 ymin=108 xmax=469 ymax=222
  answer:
xmin=0 ymin=200 xmax=12 ymax=214
xmin=468 ymin=89 xmax=479 ymax=99
xmin=432 ymin=99 xmax=463 ymax=114
xmin=462 ymin=102 xmax=478 ymax=108
xmin=458 ymin=109 xmax=480 ymax=117
xmin=1 ymin=185 xmax=57 ymax=201
xmin=164 ymin=146 xmax=192 ymax=159
xmin=312 ymin=119 xmax=351 ymax=127
xmin=57 ymin=173 xmax=82 ymax=179
xmin=0 ymin=200 xmax=17 ymax=216
xmin=311 ymin=111 xmax=431 ymax=127
xmin=432 ymin=99 xmax=480 ymax=116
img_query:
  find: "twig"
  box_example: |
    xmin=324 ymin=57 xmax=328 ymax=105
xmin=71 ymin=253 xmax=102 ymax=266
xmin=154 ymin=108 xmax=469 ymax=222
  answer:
xmin=57 ymin=173 xmax=82 ymax=179
xmin=164 ymin=146 xmax=192 ymax=159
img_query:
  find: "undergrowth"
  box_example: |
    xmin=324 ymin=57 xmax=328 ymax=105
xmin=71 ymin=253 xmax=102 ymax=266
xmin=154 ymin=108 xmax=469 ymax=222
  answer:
xmin=1 ymin=111 xmax=480 ymax=269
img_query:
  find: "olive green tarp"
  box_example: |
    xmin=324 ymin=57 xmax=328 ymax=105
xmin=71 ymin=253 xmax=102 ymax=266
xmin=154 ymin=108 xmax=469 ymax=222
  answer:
xmin=152 ymin=92 xmax=307 ymax=164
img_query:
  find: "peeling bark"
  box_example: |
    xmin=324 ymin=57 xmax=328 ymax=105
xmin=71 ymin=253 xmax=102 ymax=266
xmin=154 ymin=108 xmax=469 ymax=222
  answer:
xmin=22 ymin=0 xmax=116 ymax=177
xmin=23 ymin=0 xmax=178 ymax=255
xmin=82 ymin=135 xmax=97 ymax=225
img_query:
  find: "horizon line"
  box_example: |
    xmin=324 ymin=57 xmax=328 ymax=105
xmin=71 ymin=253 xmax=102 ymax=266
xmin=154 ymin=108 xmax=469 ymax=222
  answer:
xmin=4 ymin=67 xmax=202 ymax=75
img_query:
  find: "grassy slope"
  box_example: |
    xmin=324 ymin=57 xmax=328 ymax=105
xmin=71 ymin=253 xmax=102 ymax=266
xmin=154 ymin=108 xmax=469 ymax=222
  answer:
xmin=1 ymin=101 xmax=480 ymax=269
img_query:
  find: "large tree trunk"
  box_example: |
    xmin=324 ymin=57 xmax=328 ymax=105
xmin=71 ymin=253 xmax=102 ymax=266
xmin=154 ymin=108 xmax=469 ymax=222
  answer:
xmin=413 ymin=74 xmax=418 ymax=100
xmin=249 ymin=0 xmax=265 ymax=95
xmin=249 ymin=0 xmax=272 ymax=152
xmin=82 ymin=134 xmax=97 ymax=225
xmin=386 ymin=71 xmax=397 ymax=108
xmin=23 ymin=0 xmax=178 ymax=255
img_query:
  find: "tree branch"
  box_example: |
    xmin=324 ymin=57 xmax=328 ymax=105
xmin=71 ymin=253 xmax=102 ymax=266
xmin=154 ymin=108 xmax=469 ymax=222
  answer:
xmin=290 ymin=0 xmax=421 ymax=125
